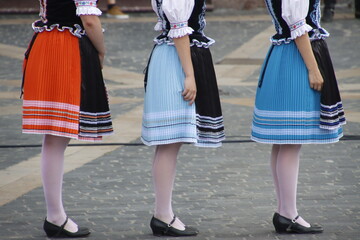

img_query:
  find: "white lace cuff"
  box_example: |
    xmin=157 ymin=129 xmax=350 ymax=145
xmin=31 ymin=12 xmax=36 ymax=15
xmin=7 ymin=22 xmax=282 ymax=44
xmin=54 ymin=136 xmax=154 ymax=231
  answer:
xmin=76 ymin=6 xmax=102 ymax=16
xmin=167 ymin=21 xmax=194 ymax=38
xmin=289 ymin=19 xmax=312 ymax=39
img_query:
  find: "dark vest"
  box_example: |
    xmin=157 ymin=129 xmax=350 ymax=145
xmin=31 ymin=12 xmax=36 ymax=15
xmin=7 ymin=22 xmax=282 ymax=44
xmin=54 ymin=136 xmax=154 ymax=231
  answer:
xmin=33 ymin=0 xmax=88 ymax=38
xmin=154 ymin=0 xmax=214 ymax=47
xmin=265 ymin=0 xmax=329 ymax=45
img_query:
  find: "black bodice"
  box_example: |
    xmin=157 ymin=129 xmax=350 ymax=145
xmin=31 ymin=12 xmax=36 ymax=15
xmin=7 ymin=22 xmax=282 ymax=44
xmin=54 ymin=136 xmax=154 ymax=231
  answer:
xmin=154 ymin=0 xmax=214 ymax=47
xmin=33 ymin=0 xmax=87 ymax=38
xmin=265 ymin=0 xmax=329 ymax=44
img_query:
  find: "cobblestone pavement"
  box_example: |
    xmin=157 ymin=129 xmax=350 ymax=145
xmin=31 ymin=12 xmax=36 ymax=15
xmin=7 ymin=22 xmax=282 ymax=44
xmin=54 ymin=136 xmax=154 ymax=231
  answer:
xmin=0 ymin=6 xmax=359 ymax=240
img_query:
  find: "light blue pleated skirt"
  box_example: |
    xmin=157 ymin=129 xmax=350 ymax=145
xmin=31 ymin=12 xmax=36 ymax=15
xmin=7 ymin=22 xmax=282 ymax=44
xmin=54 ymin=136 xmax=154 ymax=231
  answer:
xmin=141 ymin=44 xmax=198 ymax=146
xmin=251 ymin=42 xmax=343 ymax=144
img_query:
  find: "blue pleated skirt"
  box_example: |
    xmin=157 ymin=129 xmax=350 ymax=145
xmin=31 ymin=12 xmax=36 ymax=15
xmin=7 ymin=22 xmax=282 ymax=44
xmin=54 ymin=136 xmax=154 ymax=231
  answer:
xmin=142 ymin=44 xmax=224 ymax=147
xmin=251 ymin=42 xmax=343 ymax=144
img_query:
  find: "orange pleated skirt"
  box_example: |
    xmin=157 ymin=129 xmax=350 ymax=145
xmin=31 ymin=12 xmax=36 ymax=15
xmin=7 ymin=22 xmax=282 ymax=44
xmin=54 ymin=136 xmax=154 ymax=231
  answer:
xmin=22 ymin=30 xmax=113 ymax=141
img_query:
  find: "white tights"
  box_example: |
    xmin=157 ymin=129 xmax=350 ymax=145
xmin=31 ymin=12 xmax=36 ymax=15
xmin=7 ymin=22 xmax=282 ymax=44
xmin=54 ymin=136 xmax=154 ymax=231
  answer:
xmin=152 ymin=143 xmax=185 ymax=230
xmin=271 ymin=144 xmax=310 ymax=227
xmin=41 ymin=134 xmax=78 ymax=232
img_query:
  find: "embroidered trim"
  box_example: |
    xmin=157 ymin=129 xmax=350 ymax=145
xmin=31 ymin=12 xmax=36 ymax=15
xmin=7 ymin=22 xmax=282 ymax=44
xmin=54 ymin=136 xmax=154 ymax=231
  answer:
xmin=170 ymin=21 xmax=188 ymax=30
xmin=39 ymin=0 xmax=47 ymax=23
xmin=75 ymin=0 xmax=97 ymax=7
xmin=289 ymin=19 xmax=306 ymax=31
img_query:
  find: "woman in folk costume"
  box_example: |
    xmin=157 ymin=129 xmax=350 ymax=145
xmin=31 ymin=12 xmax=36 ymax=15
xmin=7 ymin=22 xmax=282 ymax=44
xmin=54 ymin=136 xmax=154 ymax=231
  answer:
xmin=251 ymin=0 xmax=345 ymax=234
xmin=22 ymin=0 xmax=113 ymax=237
xmin=141 ymin=0 xmax=225 ymax=237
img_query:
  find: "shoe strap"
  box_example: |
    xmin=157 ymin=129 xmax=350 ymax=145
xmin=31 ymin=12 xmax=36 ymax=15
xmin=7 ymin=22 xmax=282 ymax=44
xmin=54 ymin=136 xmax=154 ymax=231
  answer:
xmin=54 ymin=217 xmax=69 ymax=237
xmin=164 ymin=215 xmax=177 ymax=234
xmin=167 ymin=215 xmax=177 ymax=228
xmin=291 ymin=215 xmax=300 ymax=224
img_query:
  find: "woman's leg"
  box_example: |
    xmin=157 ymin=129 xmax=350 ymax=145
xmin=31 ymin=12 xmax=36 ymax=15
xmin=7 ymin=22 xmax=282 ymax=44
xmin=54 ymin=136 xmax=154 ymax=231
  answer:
xmin=270 ymin=144 xmax=281 ymax=213
xmin=41 ymin=134 xmax=78 ymax=232
xmin=152 ymin=143 xmax=185 ymax=230
xmin=275 ymin=144 xmax=310 ymax=227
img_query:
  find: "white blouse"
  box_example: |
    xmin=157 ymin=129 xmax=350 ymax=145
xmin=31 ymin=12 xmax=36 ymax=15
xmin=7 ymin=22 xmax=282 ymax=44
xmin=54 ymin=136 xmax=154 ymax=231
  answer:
xmin=74 ymin=0 xmax=102 ymax=16
xmin=152 ymin=0 xmax=195 ymax=38
xmin=281 ymin=0 xmax=313 ymax=39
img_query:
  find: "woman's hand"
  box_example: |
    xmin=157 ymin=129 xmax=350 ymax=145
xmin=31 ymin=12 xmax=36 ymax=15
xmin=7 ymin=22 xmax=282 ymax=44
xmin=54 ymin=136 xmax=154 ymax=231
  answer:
xmin=182 ymin=75 xmax=197 ymax=105
xmin=308 ymin=68 xmax=323 ymax=91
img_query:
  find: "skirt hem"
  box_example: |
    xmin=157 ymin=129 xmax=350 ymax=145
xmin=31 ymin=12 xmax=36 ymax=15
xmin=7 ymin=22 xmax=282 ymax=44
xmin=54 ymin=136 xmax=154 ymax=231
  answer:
xmin=250 ymin=133 xmax=343 ymax=144
xmin=141 ymin=137 xmax=224 ymax=148
xmin=22 ymin=130 xmax=111 ymax=142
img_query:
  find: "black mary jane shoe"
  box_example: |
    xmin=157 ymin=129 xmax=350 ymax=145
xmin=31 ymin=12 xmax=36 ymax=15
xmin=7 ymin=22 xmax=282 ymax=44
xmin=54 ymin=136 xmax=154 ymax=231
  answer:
xmin=43 ymin=217 xmax=90 ymax=238
xmin=272 ymin=212 xmax=323 ymax=234
xmin=150 ymin=215 xmax=199 ymax=237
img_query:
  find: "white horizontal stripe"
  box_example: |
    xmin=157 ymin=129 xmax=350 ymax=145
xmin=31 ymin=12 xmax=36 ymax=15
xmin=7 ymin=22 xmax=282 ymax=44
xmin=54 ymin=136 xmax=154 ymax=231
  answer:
xmin=80 ymin=111 xmax=111 ymax=116
xmin=79 ymin=132 xmax=113 ymax=137
xmin=320 ymin=117 xmax=346 ymax=124
xmin=320 ymin=110 xmax=345 ymax=117
xmin=23 ymin=108 xmax=79 ymax=117
xmin=251 ymin=135 xmax=342 ymax=145
xmin=320 ymin=101 xmax=344 ymax=109
xmin=251 ymin=125 xmax=338 ymax=136
xmin=197 ymin=119 xmax=224 ymax=125
xmin=319 ymin=121 xmax=346 ymax=130
xmin=198 ymin=136 xmax=226 ymax=142
xmin=23 ymin=119 xmax=78 ymax=130
xmin=197 ymin=123 xmax=224 ymax=129
xmin=194 ymin=142 xmax=222 ymax=148
xmin=23 ymin=129 xmax=77 ymax=139
xmin=141 ymin=137 xmax=197 ymax=146
xmin=196 ymin=114 xmax=224 ymax=121
xmin=142 ymin=125 xmax=197 ymax=138
xmin=79 ymin=120 xmax=112 ymax=124
xmin=78 ymin=136 xmax=103 ymax=142
xmin=23 ymin=113 xmax=78 ymax=121
xmin=80 ymin=126 xmax=113 ymax=131
xmin=254 ymin=107 xmax=319 ymax=118
xmin=197 ymin=118 xmax=224 ymax=124
xmin=143 ymin=109 xmax=195 ymax=120
xmin=23 ymin=100 xmax=79 ymax=112
xmin=198 ymin=130 xmax=225 ymax=136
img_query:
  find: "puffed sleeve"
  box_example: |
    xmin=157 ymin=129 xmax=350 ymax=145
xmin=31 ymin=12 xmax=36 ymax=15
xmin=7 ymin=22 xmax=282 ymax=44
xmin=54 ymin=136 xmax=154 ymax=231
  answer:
xmin=151 ymin=0 xmax=162 ymax=31
xmin=162 ymin=0 xmax=195 ymax=38
xmin=74 ymin=0 xmax=102 ymax=16
xmin=281 ymin=0 xmax=312 ymax=39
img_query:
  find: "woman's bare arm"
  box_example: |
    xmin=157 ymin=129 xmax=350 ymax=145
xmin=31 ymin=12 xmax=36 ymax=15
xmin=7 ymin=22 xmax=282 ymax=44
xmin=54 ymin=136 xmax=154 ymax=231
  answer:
xmin=294 ymin=34 xmax=323 ymax=91
xmin=80 ymin=15 xmax=105 ymax=68
xmin=173 ymin=35 xmax=196 ymax=105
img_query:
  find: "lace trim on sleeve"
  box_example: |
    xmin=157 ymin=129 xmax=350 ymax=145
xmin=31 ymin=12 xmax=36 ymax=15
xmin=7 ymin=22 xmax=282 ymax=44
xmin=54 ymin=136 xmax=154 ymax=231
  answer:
xmin=289 ymin=19 xmax=312 ymax=39
xmin=167 ymin=21 xmax=194 ymax=38
xmin=76 ymin=6 xmax=102 ymax=16
xmin=75 ymin=0 xmax=101 ymax=16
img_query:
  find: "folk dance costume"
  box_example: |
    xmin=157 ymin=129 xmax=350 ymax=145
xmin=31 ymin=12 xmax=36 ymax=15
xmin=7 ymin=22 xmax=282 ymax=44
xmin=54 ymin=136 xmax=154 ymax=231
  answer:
xmin=22 ymin=0 xmax=113 ymax=141
xmin=251 ymin=0 xmax=345 ymax=144
xmin=141 ymin=0 xmax=225 ymax=147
